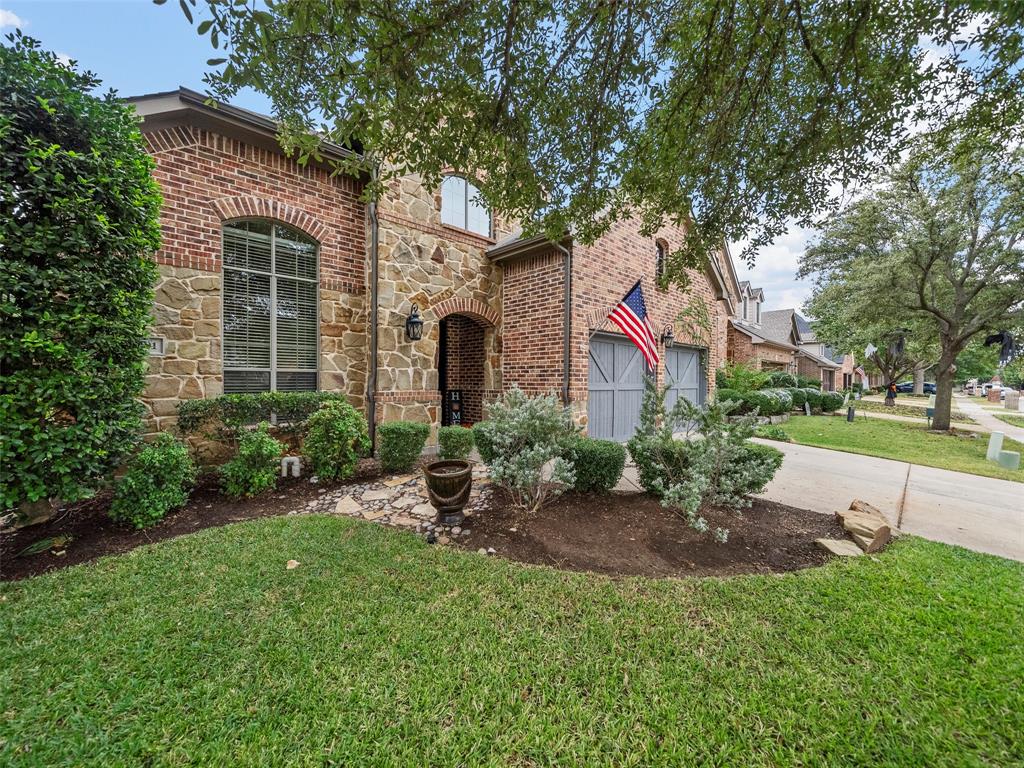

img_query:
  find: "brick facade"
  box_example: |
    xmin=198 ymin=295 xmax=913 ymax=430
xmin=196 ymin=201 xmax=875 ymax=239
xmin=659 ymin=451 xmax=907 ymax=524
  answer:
xmin=442 ymin=315 xmax=486 ymax=424
xmin=501 ymin=250 xmax=567 ymax=396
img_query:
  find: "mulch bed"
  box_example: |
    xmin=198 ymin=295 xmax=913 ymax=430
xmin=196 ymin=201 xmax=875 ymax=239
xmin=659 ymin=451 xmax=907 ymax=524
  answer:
xmin=4 ymin=467 xmax=848 ymax=582
xmin=459 ymin=489 xmax=848 ymax=578
xmin=0 ymin=461 xmax=381 ymax=582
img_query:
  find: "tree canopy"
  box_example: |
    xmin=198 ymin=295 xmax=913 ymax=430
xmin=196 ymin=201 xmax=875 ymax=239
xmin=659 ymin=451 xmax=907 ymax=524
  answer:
xmin=162 ymin=0 xmax=1024 ymax=281
xmin=799 ymin=133 xmax=1024 ymax=429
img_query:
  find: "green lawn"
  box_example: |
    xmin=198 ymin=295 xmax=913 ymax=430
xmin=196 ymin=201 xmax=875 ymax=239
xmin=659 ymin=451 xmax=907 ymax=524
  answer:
xmin=777 ymin=415 xmax=1024 ymax=482
xmin=852 ymin=398 xmax=975 ymax=424
xmin=993 ymin=412 xmax=1024 ymax=428
xmin=2 ymin=517 xmax=1023 ymax=767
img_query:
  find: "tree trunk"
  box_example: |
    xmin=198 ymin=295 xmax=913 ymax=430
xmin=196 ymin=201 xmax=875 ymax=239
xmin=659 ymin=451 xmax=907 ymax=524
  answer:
xmin=932 ymin=354 xmax=958 ymax=431
xmin=913 ymin=365 xmax=925 ymax=395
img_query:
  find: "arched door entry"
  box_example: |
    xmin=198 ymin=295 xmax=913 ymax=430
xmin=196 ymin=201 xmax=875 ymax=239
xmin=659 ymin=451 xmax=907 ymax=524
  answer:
xmin=439 ymin=314 xmax=487 ymax=426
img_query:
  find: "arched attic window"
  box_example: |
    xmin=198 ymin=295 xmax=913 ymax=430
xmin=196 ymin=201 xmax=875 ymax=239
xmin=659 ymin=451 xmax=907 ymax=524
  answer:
xmin=440 ymin=175 xmax=491 ymax=237
xmin=655 ymin=240 xmax=668 ymax=288
xmin=222 ymin=219 xmax=319 ymax=393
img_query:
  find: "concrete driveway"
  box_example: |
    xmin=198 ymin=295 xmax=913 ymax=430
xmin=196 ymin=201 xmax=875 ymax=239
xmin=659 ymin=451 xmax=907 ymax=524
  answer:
xmin=617 ymin=440 xmax=1024 ymax=561
xmin=751 ymin=441 xmax=1024 ymax=562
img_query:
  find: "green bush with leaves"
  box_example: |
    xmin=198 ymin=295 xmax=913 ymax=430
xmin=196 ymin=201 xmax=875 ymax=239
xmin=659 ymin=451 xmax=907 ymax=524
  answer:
xmin=765 ymin=371 xmax=799 ymax=388
xmin=220 ymin=423 xmax=284 ymax=498
xmin=567 ymin=437 xmax=626 ymax=493
xmin=301 ymin=400 xmax=369 ymax=481
xmin=377 ymin=422 xmax=430 ymax=472
xmin=473 ymin=389 xmax=578 ymax=512
xmin=716 ymin=387 xmax=791 ymax=416
xmin=177 ymin=391 xmax=351 ymax=453
xmin=631 ymin=381 xmax=785 ymax=541
xmin=471 ymin=422 xmax=497 ymax=464
xmin=788 ymin=387 xmax=808 ymax=409
xmin=797 ymin=375 xmax=823 ymax=390
xmin=438 ymin=426 xmax=475 ymax=460
xmin=109 ymin=434 xmax=197 ymax=529
xmin=716 ymin=362 xmax=771 ymax=393
xmin=803 ymin=387 xmax=824 ymax=411
xmin=820 ymin=391 xmax=846 ymax=413
xmin=0 ymin=36 xmax=163 ymax=512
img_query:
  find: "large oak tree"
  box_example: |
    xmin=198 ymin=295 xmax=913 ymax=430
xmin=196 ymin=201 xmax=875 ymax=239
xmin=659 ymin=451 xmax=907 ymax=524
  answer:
xmin=799 ymin=134 xmax=1024 ymax=431
xmin=161 ymin=0 xmax=1023 ymax=280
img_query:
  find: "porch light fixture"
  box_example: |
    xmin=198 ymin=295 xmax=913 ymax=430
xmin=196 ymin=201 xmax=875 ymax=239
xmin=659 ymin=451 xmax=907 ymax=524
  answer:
xmin=660 ymin=325 xmax=675 ymax=347
xmin=405 ymin=303 xmax=424 ymax=341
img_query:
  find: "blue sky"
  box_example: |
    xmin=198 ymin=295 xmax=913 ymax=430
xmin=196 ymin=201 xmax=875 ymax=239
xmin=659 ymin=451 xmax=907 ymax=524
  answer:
xmin=2 ymin=0 xmax=815 ymax=312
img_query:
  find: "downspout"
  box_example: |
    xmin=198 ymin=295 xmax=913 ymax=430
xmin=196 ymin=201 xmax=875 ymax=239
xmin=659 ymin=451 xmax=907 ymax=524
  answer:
xmin=366 ymin=160 xmax=381 ymax=452
xmin=554 ymin=241 xmax=573 ymax=406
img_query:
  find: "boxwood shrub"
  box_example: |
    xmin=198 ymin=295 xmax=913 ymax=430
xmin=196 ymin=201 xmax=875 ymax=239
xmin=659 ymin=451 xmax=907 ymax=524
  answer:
xmin=797 ymin=375 xmax=823 ymax=390
xmin=438 ymin=425 xmax=475 ymax=460
xmin=567 ymin=437 xmax=626 ymax=493
xmin=109 ymin=434 xmax=197 ymax=529
xmin=788 ymin=387 xmax=808 ymax=409
xmin=765 ymin=371 xmax=798 ymax=388
xmin=377 ymin=421 xmax=430 ymax=472
xmin=820 ymin=391 xmax=846 ymax=413
xmin=803 ymin=387 xmax=824 ymax=411
xmin=471 ymin=422 xmax=497 ymax=464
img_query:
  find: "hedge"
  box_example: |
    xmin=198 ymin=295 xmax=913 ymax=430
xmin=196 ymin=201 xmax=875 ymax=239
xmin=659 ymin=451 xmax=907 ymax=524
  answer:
xmin=377 ymin=422 xmax=430 ymax=472
xmin=567 ymin=437 xmax=626 ymax=493
xmin=438 ymin=426 xmax=475 ymax=460
xmin=177 ymin=392 xmax=352 ymax=447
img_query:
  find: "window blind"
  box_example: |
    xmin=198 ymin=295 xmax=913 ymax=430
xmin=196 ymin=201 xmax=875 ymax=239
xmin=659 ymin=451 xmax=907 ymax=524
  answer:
xmin=222 ymin=221 xmax=318 ymax=394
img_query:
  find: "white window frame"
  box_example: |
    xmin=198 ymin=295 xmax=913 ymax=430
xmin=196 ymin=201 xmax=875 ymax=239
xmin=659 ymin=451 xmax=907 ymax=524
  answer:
xmin=440 ymin=175 xmax=491 ymax=238
xmin=221 ymin=219 xmax=320 ymax=393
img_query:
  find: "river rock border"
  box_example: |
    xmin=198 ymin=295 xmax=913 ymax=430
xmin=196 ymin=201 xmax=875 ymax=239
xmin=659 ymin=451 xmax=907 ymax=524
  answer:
xmin=289 ymin=466 xmax=494 ymax=543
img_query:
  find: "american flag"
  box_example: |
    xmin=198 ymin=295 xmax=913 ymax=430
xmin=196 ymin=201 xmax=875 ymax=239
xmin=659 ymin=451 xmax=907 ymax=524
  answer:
xmin=608 ymin=280 xmax=660 ymax=371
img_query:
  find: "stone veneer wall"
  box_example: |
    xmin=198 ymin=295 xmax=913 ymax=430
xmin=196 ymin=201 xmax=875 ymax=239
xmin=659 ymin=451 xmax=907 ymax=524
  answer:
xmin=141 ymin=125 xmax=366 ymax=451
xmin=372 ymin=173 xmax=507 ymax=440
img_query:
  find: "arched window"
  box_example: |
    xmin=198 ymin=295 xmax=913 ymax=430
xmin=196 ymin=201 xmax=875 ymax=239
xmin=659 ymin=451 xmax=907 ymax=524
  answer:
xmin=440 ymin=175 xmax=491 ymax=237
xmin=655 ymin=240 xmax=668 ymax=287
xmin=222 ymin=220 xmax=319 ymax=393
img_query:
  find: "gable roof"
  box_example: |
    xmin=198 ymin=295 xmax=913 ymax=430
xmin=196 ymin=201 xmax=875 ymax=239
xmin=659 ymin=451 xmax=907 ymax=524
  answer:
xmin=730 ymin=319 xmax=798 ymax=351
xmin=126 ymin=87 xmax=365 ymax=169
xmin=759 ymin=309 xmax=796 ymax=346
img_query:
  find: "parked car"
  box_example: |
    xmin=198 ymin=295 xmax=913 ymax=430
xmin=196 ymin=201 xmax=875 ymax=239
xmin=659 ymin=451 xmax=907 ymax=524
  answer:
xmin=894 ymin=382 xmax=936 ymax=394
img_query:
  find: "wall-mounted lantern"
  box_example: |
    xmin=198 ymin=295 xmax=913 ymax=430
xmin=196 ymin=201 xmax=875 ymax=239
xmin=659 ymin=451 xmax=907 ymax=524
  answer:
xmin=405 ymin=303 xmax=424 ymax=341
xmin=660 ymin=324 xmax=675 ymax=347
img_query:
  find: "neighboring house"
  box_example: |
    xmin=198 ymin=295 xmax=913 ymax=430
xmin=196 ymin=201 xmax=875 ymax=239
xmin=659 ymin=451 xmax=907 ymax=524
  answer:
xmin=726 ymin=282 xmax=799 ymax=372
xmin=129 ymin=88 xmax=739 ymax=450
xmin=758 ymin=309 xmax=841 ymax=391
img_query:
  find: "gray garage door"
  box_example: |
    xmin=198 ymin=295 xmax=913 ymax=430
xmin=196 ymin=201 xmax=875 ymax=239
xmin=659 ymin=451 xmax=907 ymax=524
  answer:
xmin=588 ymin=334 xmax=646 ymax=441
xmin=665 ymin=346 xmax=705 ymax=411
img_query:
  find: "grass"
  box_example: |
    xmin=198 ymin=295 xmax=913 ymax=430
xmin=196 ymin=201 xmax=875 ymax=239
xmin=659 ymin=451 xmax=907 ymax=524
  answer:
xmin=2 ymin=515 xmax=1022 ymax=766
xmin=852 ymin=398 xmax=975 ymax=424
xmin=779 ymin=415 xmax=1024 ymax=482
xmin=993 ymin=412 xmax=1024 ymax=428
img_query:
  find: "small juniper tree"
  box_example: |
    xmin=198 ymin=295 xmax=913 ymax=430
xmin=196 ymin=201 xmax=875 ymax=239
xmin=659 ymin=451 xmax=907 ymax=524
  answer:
xmin=0 ymin=34 xmax=163 ymax=515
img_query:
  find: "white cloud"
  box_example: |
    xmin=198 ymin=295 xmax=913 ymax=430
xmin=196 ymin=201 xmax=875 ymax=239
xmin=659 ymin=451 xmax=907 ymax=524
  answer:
xmin=0 ymin=9 xmax=25 ymax=29
xmin=730 ymin=221 xmax=820 ymax=314
xmin=55 ymin=52 xmax=73 ymax=67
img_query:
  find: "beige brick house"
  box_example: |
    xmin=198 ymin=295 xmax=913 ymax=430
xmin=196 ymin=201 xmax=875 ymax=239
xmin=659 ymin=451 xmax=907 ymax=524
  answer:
xmin=130 ymin=88 xmax=740 ymax=450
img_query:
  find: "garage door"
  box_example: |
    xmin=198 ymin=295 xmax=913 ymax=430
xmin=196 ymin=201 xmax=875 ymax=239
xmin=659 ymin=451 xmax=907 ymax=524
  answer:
xmin=665 ymin=346 xmax=705 ymax=411
xmin=588 ymin=334 xmax=646 ymax=441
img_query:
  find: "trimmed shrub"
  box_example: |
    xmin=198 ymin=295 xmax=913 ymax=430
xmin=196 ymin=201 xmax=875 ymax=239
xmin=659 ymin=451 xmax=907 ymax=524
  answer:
xmin=220 ymin=423 xmax=284 ymax=498
xmin=438 ymin=426 xmax=475 ymax=460
xmin=471 ymin=422 xmax=497 ymax=464
xmin=803 ymin=387 xmax=824 ymax=411
xmin=1 ymin=36 xmax=163 ymax=512
xmin=177 ymin=392 xmax=352 ymax=452
xmin=567 ymin=437 xmax=626 ymax=493
xmin=788 ymin=387 xmax=808 ymax=409
xmin=301 ymin=400 xmax=370 ymax=481
xmin=473 ymin=389 xmax=578 ymax=512
xmin=377 ymin=422 xmax=430 ymax=472
xmin=109 ymin=434 xmax=197 ymax=529
xmin=820 ymin=391 xmax=846 ymax=413
xmin=797 ymin=375 xmax=822 ymax=390
xmin=628 ymin=433 xmax=691 ymax=496
xmin=765 ymin=371 xmax=798 ymax=388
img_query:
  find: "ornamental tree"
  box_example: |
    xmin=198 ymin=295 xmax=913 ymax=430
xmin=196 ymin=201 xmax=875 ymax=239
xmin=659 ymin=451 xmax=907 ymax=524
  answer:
xmin=162 ymin=0 xmax=1023 ymax=279
xmin=799 ymin=133 xmax=1024 ymax=431
xmin=0 ymin=34 xmax=163 ymax=515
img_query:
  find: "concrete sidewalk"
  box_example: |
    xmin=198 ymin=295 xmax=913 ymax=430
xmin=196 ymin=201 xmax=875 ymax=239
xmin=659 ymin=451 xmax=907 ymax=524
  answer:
xmin=617 ymin=440 xmax=1024 ymax=561
xmin=954 ymin=393 xmax=1024 ymax=442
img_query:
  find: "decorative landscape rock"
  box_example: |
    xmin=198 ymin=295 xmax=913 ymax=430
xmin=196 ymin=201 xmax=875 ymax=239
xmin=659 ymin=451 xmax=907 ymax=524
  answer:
xmin=835 ymin=499 xmax=897 ymax=554
xmin=815 ymin=538 xmax=864 ymax=557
